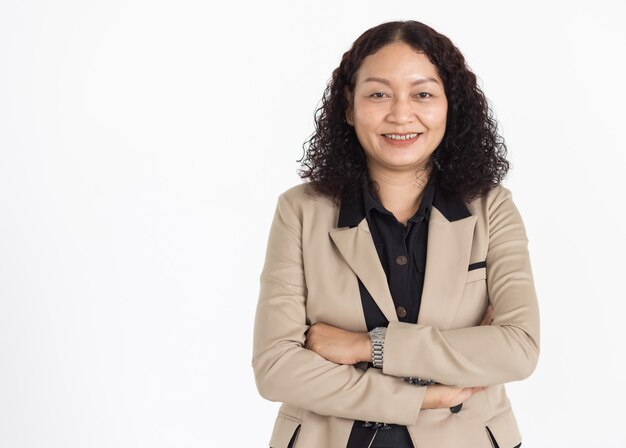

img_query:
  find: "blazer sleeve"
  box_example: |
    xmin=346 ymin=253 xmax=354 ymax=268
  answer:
xmin=252 ymin=190 xmax=427 ymax=426
xmin=382 ymin=186 xmax=541 ymax=387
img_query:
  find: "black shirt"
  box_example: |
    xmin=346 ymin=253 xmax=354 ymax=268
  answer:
xmin=345 ymin=168 xmax=438 ymax=448
xmin=360 ymin=168 xmax=437 ymax=325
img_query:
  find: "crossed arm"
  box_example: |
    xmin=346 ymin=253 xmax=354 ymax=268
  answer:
xmin=304 ymin=305 xmax=495 ymax=366
xmin=303 ymin=305 xmax=495 ymax=409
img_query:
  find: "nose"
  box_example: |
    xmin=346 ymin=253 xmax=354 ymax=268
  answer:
xmin=387 ymin=97 xmax=417 ymax=124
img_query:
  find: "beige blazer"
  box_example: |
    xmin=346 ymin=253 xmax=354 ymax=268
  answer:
xmin=252 ymin=181 xmax=540 ymax=448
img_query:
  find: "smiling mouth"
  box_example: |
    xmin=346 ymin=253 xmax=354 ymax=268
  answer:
xmin=382 ymin=133 xmax=421 ymax=142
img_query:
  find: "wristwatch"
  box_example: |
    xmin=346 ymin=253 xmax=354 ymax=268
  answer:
xmin=368 ymin=327 xmax=387 ymax=368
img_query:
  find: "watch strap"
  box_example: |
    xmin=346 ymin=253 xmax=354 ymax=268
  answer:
xmin=368 ymin=327 xmax=387 ymax=369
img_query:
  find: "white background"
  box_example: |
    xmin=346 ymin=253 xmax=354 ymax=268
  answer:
xmin=1 ymin=0 xmax=625 ymax=446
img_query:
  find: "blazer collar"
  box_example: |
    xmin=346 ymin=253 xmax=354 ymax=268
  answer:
xmin=337 ymin=167 xmax=471 ymax=229
xmin=330 ymin=171 xmax=476 ymax=328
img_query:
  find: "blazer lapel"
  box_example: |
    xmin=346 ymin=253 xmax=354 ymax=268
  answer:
xmin=329 ymin=181 xmax=477 ymax=328
xmin=417 ymin=208 xmax=477 ymax=328
xmin=417 ymin=187 xmax=477 ymax=329
xmin=329 ymin=220 xmax=399 ymax=323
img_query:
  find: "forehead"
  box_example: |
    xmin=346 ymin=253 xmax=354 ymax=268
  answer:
xmin=354 ymin=43 xmax=441 ymax=84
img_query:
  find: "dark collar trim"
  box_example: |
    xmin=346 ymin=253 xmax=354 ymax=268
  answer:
xmin=337 ymin=194 xmax=364 ymax=228
xmin=431 ymin=185 xmax=472 ymax=222
xmin=337 ymin=174 xmax=472 ymax=228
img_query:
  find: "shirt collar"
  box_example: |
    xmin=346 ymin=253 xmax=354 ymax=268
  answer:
xmin=337 ymin=167 xmax=472 ymax=227
xmin=360 ymin=168 xmax=437 ymax=224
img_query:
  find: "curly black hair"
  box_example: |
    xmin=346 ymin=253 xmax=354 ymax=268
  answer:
xmin=298 ymin=20 xmax=510 ymax=204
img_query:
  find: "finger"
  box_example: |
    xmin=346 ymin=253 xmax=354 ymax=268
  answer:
xmin=456 ymin=388 xmax=474 ymax=404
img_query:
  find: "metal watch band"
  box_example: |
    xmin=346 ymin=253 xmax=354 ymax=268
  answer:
xmin=368 ymin=327 xmax=387 ymax=369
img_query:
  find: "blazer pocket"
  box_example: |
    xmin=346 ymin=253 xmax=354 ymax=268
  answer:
xmin=270 ymin=413 xmax=301 ymax=448
xmin=465 ymin=266 xmax=487 ymax=283
xmin=485 ymin=408 xmax=522 ymax=448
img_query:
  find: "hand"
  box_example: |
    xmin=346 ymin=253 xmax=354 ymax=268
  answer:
xmin=304 ymin=322 xmax=371 ymax=365
xmin=421 ymin=384 xmax=486 ymax=409
xmin=480 ymin=304 xmax=494 ymax=326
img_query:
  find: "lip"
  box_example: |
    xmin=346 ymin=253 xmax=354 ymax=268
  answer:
xmin=382 ymin=132 xmax=420 ymax=135
xmin=381 ymin=133 xmax=421 ymax=146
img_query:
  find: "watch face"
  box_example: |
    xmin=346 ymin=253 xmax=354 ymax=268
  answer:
xmin=370 ymin=329 xmax=383 ymax=342
xmin=372 ymin=327 xmax=386 ymax=338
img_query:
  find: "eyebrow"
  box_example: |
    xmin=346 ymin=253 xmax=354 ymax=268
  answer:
xmin=362 ymin=76 xmax=440 ymax=86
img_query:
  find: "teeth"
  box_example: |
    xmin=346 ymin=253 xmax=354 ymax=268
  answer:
xmin=384 ymin=133 xmax=419 ymax=140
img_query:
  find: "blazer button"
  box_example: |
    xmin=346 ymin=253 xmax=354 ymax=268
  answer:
xmin=396 ymin=306 xmax=407 ymax=318
xmin=395 ymin=255 xmax=408 ymax=265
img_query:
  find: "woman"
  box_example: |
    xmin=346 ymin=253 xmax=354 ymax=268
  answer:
xmin=252 ymin=20 xmax=539 ymax=448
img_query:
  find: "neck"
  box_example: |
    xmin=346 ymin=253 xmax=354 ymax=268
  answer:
xmin=368 ymin=164 xmax=433 ymax=222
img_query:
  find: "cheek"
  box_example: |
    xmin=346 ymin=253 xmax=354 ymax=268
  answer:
xmin=354 ymin=111 xmax=384 ymax=143
xmin=354 ymin=100 xmax=385 ymax=126
xmin=354 ymin=127 xmax=376 ymax=153
xmin=421 ymin=106 xmax=447 ymax=130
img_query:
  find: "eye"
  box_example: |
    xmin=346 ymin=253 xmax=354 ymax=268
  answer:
xmin=416 ymin=92 xmax=432 ymax=99
xmin=369 ymin=92 xmax=388 ymax=99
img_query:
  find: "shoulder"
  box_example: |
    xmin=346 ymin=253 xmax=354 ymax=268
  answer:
xmin=277 ymin=182 xmax=335 ymax=209
xmin=466 ymin=183 xmax=514 ymax=215
xmin=466 ymin=183 xmax=529 ymax=243
xmin=273 ymin=182 xmax=337 ymax=222
xmin=464 ymin=184 xmax=526 ymax=236
xmin=278 ymin=182 xmax=314 ymax=202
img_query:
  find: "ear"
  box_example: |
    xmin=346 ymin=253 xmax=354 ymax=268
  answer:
xmin=343 ymin=86 xmax=354 ymax=126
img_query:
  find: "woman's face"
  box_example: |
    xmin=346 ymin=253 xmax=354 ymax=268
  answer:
xmin=346 ymin=42 xmax=448 ymax=175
